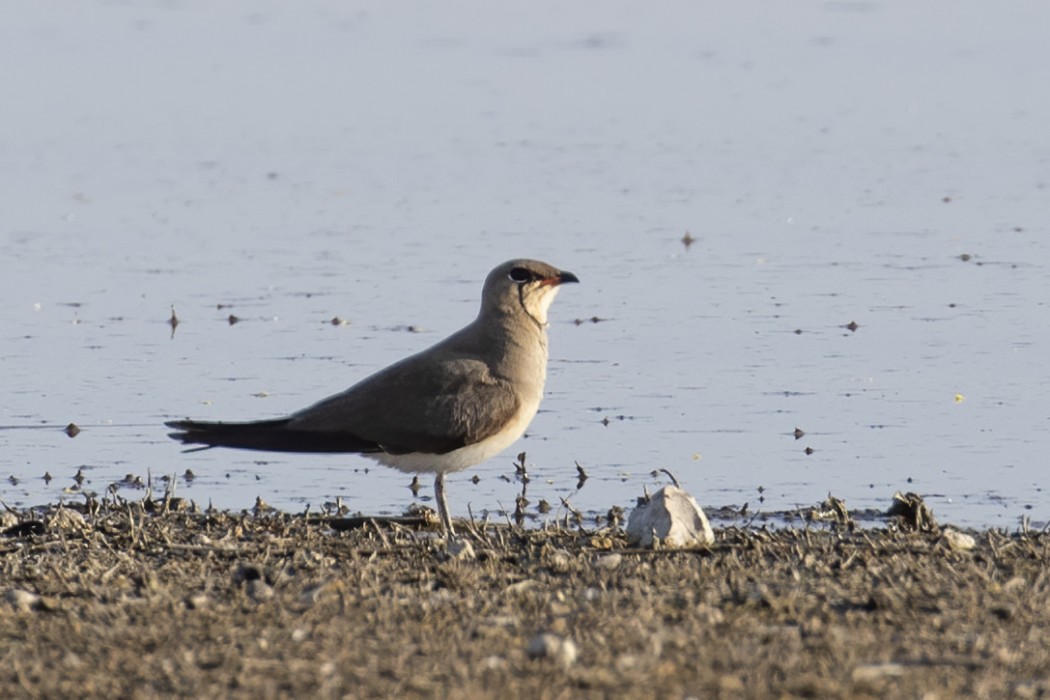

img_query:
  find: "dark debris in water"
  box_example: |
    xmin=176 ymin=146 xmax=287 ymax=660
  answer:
xmin=168 ymin=305 xmax=179 ymax=338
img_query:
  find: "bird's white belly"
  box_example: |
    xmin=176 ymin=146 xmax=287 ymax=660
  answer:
xmin=370 ymin=393 xmax=542 ymax=475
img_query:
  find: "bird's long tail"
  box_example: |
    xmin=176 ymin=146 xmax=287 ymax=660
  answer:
xmin=165 ymin=419 xmax=378 ymax=453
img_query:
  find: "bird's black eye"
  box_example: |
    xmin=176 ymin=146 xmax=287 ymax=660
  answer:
xmin=508 ymin=267 xmax=532 ymax=283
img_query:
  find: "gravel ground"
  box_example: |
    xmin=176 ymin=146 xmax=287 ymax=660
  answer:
xmin=1 ymin=499 xmax=1048 ymax=699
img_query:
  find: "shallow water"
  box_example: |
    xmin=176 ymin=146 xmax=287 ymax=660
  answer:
xmin=2 ymin=1 xmax=1048 ymax=528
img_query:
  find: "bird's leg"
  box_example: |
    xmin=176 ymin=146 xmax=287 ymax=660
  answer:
xmin=434 ymin=472 xmax=455 ymax=535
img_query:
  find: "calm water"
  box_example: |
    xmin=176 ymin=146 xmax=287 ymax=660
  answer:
xmin=2 ymin=1 xmax=1048 ymax=529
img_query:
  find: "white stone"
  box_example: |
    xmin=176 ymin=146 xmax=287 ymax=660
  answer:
xmin=4 ymin=589 xmax=40 ymax=611
xmin=943 ymin=528 xmax=976 ymax=551
xmin=626 ymin=485 xmax=714 ymax=548
xmin=527 ymin=633 xmax=578 ymax=668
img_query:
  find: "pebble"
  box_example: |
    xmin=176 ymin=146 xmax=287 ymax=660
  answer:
xmin=247 ymin=579 xmax=274 ymax=601
xmin=481 ymin=655 xmax=507 ymax=670
xmin=547 ymin=549 xmax=572 ymax=574
xmin=943 ymin=529 xmax=976 ymax=551
xmin=851 ymin=662 xmax=905 ymax=683
xmin=597 ymin=553 xmax=622 ymax=571
xmin=5 ymin=588 xmax=41 ymax=612
xmin=580 ymin=587 xmax=601 ymax=603
xmin=548 ymin=617 xmax=569 ymax=635
xmin=527 ymin=633 xmax=578 ymax=668
xmin=1003 ymin=576 xmax=1027 ymax=595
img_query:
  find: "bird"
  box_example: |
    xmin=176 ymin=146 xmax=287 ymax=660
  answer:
xmin=166 ymin=258 xmax=579 ymax=534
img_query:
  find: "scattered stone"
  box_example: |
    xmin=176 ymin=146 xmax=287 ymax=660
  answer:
xmin=596 ymin=553 xmax=622 ymax=571
xmin=942 ymin=528 xmax=976 ymax=551
xmin=246 ymin=579 xmax=274 ymax=602
xmin=64 ymin=423 xmax=81 ymax=438
xmin=580 ymin=587 xmax=601 ymax=603
xmin=1002 ymin=576 xmax=1027 ymax=595
xmin=547 ymin=549 xmax=573 ymax=574
xmin=851 ymin=662 xmax=905 ymax=683
xmin=482 ymin=655 xmax=507 ymax=671
xmin=626 ymin=484 xmax=714 ymax=548
xmin=4 ymin=588 xmax=40 ymax=612
xmin=527 ymin=633 xmax=578 ymax=668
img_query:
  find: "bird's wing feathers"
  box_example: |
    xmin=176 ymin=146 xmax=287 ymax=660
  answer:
xmin=287 ymin=352 xmax=520 ymax=455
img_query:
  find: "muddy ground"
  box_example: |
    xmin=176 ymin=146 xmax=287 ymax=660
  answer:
xmin=1 ymin=499 xmax=1048 ymax=699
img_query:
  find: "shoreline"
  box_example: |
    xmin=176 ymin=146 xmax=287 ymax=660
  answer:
xmin=2 ymin=500 xmax=1047 ymax=698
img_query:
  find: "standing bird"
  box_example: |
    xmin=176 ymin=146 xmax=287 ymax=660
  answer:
xmin=166 ymin=259 xmax=578 ymax=534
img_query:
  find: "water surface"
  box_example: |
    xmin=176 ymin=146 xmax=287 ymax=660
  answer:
xmin=2 ymin=1 xmax=1048 ymax=528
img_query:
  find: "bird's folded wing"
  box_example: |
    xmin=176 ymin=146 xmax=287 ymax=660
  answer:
xmin=285 ymin=355 xmax=520 ymax=455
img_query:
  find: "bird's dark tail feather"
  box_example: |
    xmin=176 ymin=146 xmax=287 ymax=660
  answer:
xmin=165 ymin=418 xmax=379 ymax=454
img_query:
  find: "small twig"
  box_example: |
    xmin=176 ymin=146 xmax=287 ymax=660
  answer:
xmin=658 ymin=468 xmax=681 ymax=489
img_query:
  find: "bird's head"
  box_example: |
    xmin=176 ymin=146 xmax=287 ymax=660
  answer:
xmin=481 ymin=259 xmax=579 ymax=327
